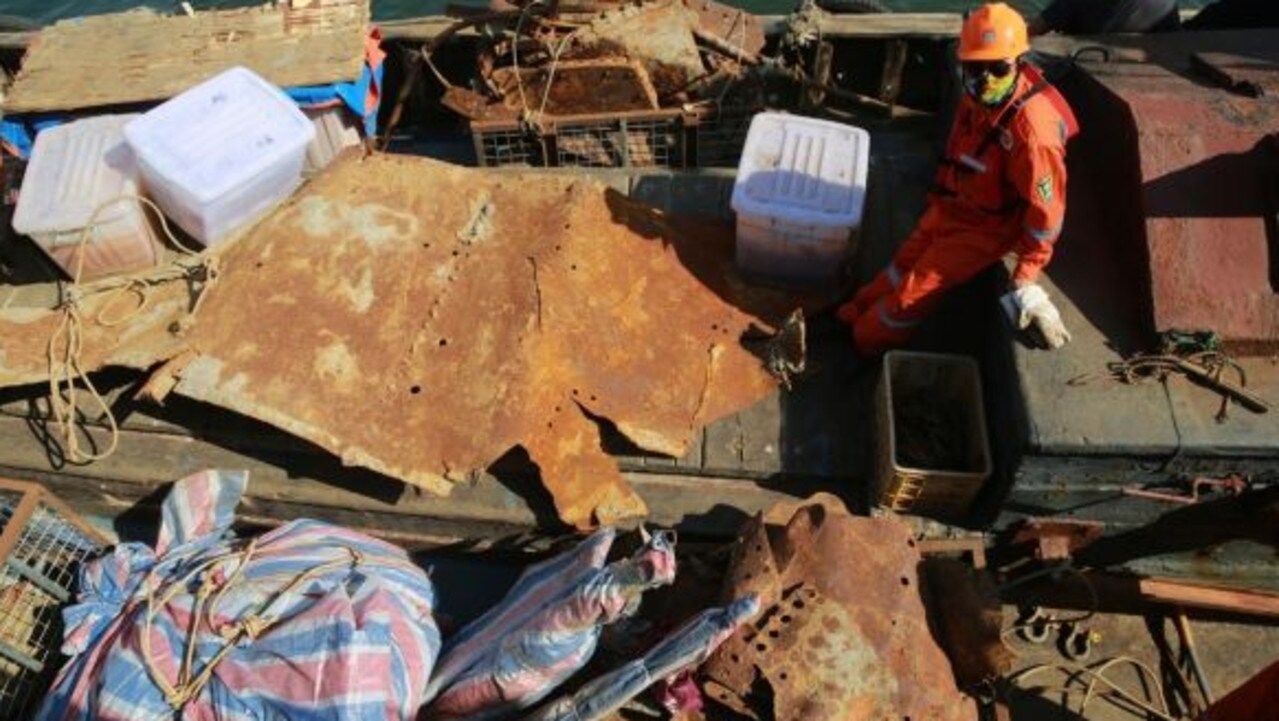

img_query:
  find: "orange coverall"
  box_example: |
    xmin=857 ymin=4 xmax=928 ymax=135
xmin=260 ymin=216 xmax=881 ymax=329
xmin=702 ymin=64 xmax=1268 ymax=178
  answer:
xmin=838 ymin=70 xmax=1074 ymax=354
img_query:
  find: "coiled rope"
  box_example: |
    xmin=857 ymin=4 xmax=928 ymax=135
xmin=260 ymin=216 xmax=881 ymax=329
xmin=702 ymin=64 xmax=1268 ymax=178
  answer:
xmin=44 ymin=194 xmax=220 ymax=463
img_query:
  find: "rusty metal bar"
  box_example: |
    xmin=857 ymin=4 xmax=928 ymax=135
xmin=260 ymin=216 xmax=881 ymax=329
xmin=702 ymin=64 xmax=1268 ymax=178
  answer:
xmin=0 ymin=487 xmax=40 ymax=564
xmin=0 ymin=478 xmax=108 ymax=546
xmin=879 ymin=38 xmax=909 ymax=112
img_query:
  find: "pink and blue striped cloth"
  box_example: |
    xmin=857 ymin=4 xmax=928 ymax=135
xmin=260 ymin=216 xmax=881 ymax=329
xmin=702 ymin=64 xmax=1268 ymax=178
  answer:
xmin=524 ymin=594 xmax=761 ymax=721
xmin=36 ymin=469 xmax=442 ymax=721
xmin=422 ymin=530 xmax=678 ymax=721
xmin=36 ymin=469 xmax=742 ymax=721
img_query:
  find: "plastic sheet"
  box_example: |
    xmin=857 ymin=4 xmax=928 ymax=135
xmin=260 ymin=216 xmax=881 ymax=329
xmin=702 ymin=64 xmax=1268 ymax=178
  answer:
xmin=36 ymin=469 xmax=441 ymax=721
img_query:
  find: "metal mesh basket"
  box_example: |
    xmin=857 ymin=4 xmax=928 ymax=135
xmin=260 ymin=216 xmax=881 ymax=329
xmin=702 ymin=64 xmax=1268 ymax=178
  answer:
xmin=471 ymin=105 xmax=757 ymax=169
xmin=0 ymin=480 xmax=106 ymax=719
xmin=693 ymin=103 xmax=756 ymax=168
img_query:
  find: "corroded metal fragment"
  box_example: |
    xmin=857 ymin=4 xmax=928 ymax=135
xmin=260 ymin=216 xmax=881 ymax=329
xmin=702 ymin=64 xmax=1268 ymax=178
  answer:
xmin=171 ymin=153 xmax=787 ymax=527
xmin=0 ymin=268 xmax=200 ymax=387
xmin=704 ymin=494 xmax=974 ymax=720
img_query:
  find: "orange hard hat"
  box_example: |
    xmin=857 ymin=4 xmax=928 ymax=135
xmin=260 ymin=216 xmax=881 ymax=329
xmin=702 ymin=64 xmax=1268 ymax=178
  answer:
xmin=959 ymin=3 xmax=1030 ymax=62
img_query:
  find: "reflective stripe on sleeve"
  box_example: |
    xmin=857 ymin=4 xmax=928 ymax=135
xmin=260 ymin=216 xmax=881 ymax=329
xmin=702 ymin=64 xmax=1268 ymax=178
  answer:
xmin=958 ymin=154 xmax=988 ymax=173
xmin=1024 ymin=221 xmax=1062 ymax=243
xmin=876 ymin=299 xmax=922 ymax=330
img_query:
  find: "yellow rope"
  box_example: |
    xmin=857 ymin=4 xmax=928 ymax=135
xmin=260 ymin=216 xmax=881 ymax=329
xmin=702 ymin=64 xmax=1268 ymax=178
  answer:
xmin=139 ymin=541 xmax=366 ymax=713
xmin=1009 ymin=657 xmax=1178 ymax=721
xmin=43 ymin=194 xmax=220 ymax=464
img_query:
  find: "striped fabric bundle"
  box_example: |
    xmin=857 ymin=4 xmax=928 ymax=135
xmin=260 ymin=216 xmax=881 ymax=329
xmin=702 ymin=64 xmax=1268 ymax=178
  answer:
xmin=423 ymin=530 xmax=677 ymax=721
xmin=37 ymin=469 xmax=441 ymax=721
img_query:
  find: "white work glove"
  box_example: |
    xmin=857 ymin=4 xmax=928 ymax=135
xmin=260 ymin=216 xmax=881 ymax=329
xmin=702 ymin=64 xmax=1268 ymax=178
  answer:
xmin=1000 ymin=283 xmax=1072 ymax=349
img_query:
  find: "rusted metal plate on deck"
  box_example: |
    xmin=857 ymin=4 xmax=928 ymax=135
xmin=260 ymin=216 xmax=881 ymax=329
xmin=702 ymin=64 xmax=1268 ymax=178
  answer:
xmin=574 ymin=0 xmax=706 ymax=100
xmin=4 ymin=2 xmax=369 ymax=113
xmin=0 ymin=279 xmax=191 ymax=387
xmin=1192 ymin=52 xmax=1279 ymax=98
xmin=1069 ymin=58 xmax=1279 ymax=350
xmin=682 ymin=0 xmax=766 ymax=58
xmin=704 ymin=494 xmax=972 ymax=720
xmin=173 ymin=152 xmax=790 ymax=528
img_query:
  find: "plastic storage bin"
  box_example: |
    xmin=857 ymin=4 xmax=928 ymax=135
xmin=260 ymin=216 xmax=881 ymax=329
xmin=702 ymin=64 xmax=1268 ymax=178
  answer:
xmin=731 ymin=112 xmax=870 ymax=284
xmin=124 ymin=66 xmax=315 ymax=246
xmin=875 ymin=351 xmax=991 ymax=520
xmin=12 ymin=115 xmax=163 ymax=281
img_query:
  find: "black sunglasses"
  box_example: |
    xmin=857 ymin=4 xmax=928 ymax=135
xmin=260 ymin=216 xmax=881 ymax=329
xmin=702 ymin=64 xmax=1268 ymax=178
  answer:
xmin=962 ymin=60 xmax=1016 ymax=79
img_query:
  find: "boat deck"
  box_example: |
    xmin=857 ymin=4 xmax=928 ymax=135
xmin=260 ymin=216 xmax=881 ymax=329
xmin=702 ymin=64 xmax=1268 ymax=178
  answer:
xmin=0 ymin=125 xmax=941 ymax=543
xmin=0 ymin=31 xmax=1275 ymax=575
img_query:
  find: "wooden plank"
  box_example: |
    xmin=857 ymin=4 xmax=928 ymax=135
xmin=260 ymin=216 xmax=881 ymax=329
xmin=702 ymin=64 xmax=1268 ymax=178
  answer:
xmin=4 ymin=13 xmax=952 ymax=57
xmin=5 ymin=1 xmax=370 ymax=113
xmin=703 ymin=410 xmax=746 ymax=473
xmin=0 ymin=413 xmax=803 ymax=540
xmin=1140 ymin=577 xmax=1279 ymax=619
xmin=0 ymin=9 xmax=1215 ymax=56
xmin=734 ymin=395 xmax=784 ymax=475
xmin=378 ymin=13 xmax=964 ymax=42
xmin=675 ymin=426 xmax=706 ymax=470
xmin=806 ymin=13 xmax=962 ymax=39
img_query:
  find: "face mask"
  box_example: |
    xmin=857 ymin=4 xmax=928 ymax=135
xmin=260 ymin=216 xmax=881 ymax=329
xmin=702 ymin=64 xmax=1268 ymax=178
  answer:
xmin=963 ymin=61 xmax=1018 ymax=106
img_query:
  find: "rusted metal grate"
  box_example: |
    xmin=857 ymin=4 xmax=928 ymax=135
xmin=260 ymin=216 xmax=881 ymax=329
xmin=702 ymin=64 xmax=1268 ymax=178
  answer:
xmin=471 ymin=105 xmax=759 ymax=169
xmin=0 ymin=480 xmax=106 ymax=720
xmin=475 ymin=126 xmax=542 ymax=168
xmin=694 ymin=104 xmax=756 ymax=168
xmin=556 ymin=117 xmax=679 ymax=168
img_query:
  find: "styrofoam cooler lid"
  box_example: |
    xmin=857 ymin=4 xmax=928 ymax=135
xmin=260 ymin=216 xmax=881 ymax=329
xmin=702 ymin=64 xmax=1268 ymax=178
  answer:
xmin=123 ymin=66 xmax=316 ymax=206
xmin=12 ymin=114 xmax=143 ymax=240
xmin=731 ymin=112 xmax=871 ymax=229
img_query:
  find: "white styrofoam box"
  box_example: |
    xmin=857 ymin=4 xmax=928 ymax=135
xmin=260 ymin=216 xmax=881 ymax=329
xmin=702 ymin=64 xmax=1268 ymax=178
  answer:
xmin=731 ymin=112 xmax=870 ymax=283
xmin=12 ymin=114 xmax=163 ymax=281
xmin=124 ymin=66 xmax=316 ymax=246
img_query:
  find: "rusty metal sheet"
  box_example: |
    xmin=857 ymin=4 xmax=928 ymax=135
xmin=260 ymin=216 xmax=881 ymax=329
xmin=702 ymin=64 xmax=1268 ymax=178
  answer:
xmin=573 ymin=0 xmax=706 ymax=100
xmin=922 ymin=558 xmax=1012 ymax=690
xmin=171 ymin=152 xmax=789 ymax=528
xmin=0 ymin=274 xmax=194 ymax=387
xmin=490 ymin=59 xmax=660 ymax=115
xmin=704 ymin=494 xmax=974 ymax=720
xmin=1192 ymin=52 xmax=1279 ymax=98
xmin=682 ymin=0 xmax=766 ymax=59
xmin=1067 ymin=59 xmax=1279 ymax=350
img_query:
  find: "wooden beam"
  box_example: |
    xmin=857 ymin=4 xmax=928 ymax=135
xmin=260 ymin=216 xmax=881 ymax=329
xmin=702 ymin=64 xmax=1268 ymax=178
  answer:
xmin=380 ymin=12 xmax=965 ymax=42
xmin=0 ymin=11 xmax=970 ymax=55
xmin=0 ymin=413 xmax=821 ymax=543
xmin=0 ymin=8 xmax=1214 ymax=54
xmin=1140 ymin=577 xmax=1279 ymax=619
xmin=4 ymin=2 xmax=370 ymax=112
xmin=1005 ymin=569 xmax=1279 ymax=622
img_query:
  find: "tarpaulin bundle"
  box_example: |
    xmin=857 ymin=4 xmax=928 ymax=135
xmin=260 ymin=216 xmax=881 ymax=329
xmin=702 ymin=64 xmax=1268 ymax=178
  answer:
xmin=525 ymin=594 xmax=761 ymax=721
xmin=37 ymin=469 xmax=441 ymax=721
xmin=423 ymin=529 xmax=678 ymax=721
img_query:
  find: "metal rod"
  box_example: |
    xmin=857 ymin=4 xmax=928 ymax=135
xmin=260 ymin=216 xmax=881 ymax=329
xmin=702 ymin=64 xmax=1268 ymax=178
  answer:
xmin=1174 ymin=611 xmax=1215 ymax=706
xmin=0 ymin=639 xmax=42 ymax=674
xmin=5 ymin=557 xmax=71 ymax=603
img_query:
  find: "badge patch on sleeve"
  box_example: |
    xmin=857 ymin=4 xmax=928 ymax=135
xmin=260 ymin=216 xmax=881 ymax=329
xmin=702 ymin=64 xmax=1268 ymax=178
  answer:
xmin=1035 ymin=175 xmax=1054 ymax=203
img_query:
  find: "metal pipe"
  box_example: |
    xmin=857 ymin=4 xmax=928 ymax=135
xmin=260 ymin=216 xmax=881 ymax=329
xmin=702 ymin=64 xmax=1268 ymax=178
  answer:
xmin=1174 ymin=611 xmax=1214 ymax=707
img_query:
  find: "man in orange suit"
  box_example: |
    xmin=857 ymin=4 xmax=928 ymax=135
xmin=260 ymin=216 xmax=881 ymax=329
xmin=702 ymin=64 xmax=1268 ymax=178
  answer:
xmin=838 ymin=2 xmax=1078 ymax=353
